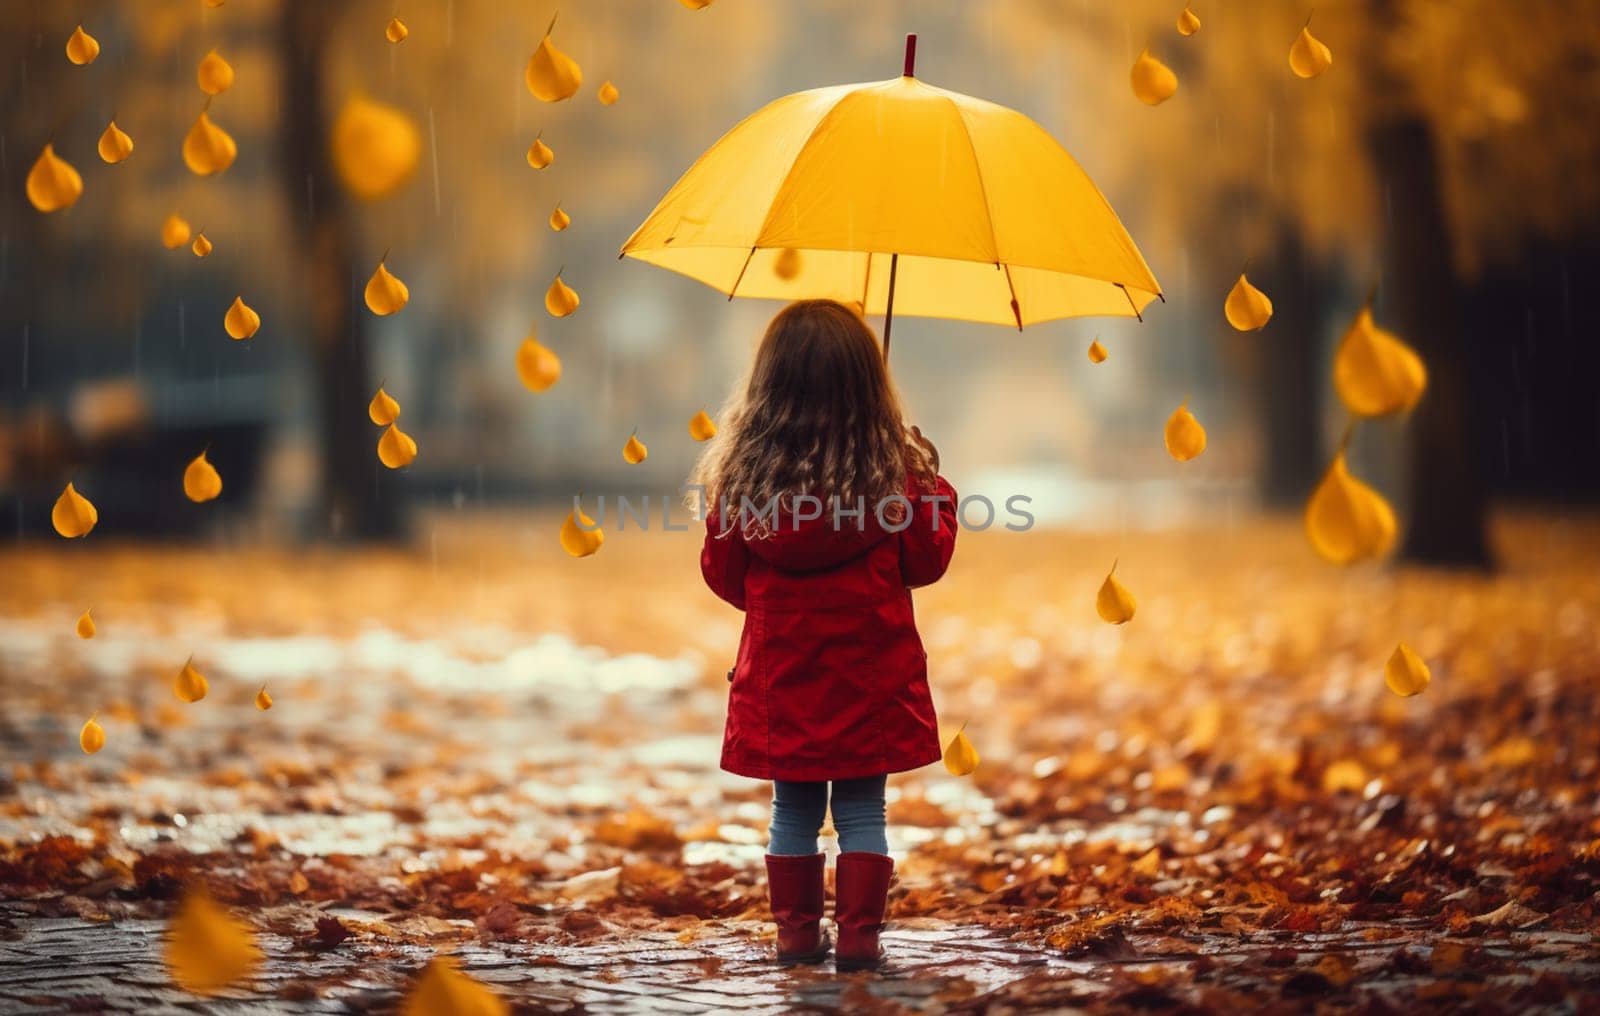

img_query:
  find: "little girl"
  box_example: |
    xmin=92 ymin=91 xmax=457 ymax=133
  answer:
xmin=693 ymin=299 xmax=958 ymax=970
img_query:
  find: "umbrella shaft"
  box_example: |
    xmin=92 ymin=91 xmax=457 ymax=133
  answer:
xmin=882 ymin=252 xmax=899 ymax=362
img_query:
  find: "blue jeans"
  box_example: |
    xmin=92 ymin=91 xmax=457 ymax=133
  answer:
xmin=768 ymin=776 xmax=888 ymax=855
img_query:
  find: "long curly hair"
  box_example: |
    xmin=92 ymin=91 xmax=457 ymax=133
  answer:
xmin=691 ymin=299 xmax=937 ymax=525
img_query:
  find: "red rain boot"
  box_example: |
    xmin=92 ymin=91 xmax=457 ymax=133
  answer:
xmin=834 ymin=852 xmax=894 ymax=971
xmin=765 ymin=853 xmax=831 ymax=964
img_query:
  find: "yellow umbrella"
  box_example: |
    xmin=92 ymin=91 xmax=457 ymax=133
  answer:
xmin=622 ymin=35 xmax=1161 ymax=356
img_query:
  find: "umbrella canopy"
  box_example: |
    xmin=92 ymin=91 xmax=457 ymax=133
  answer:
xmin=622 ymin=36 xmax=1161 ymax=341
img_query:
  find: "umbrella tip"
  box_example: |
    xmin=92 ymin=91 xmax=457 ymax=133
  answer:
xmin=903 ymin=33 xmax=917 ymax=77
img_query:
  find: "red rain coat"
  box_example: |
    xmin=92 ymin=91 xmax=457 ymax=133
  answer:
xmin=700 ymin=476 xmax=958 ymax=781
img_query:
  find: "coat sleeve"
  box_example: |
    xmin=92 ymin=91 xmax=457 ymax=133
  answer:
xmin=701 ymin=513 xmax=750 ymax=610
xmin=900 ymin=474 xmax=958 ymax=588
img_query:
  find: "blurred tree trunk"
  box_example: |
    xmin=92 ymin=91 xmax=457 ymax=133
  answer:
xmin=1253 ymin=221 xmax=1325 ymax=506
xmin=1364 ymin=0 xmax=1491 ymax=568
xmin=279 ymin=4 xmax=403 ymax=541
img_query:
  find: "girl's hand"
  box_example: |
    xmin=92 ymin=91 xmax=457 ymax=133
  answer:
xmin=911 ymin=425 xmax=940 ymax=473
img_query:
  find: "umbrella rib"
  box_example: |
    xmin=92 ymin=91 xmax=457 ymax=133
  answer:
xmin=1115 ymin=283 xmax=1144 ymax=322
xmin=1001 ymin=263 xmax=1024 ymax=331
xmin=727 ymin=246 xmax=758 ymax=300
xmin=942 ymin=97 xmax=1004 ymax=280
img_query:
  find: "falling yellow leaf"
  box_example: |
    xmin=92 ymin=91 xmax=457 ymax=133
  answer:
xmin=560 ymin=504 xmax=605 ymax=558
xmin=332 ymin=95 xmax=421 ymax=201
xmin=365 ymin=259 xmax=410 ymax=315
xmin=1322 ymin=759 xmax=1368 ymax=794
xmin=255 ymin=686 xmax=273 ymax=710
xmin=205 ymin=0 xmax=225 ymax=7
xmin=164 ymin=892 xmax=262 ymax=995
xmin=76 ymin=609 xmax=96 ymax=639
xmin=192 ymin=232 xmax=213 ymax=257
xmin=549 ymin=204 xmax=570 ymax=231
xmin=224 ymin=296 xmax=260 ymax=340
xmin=1224 ymin=273 xmax=1273 ymax=330
xmin=401 ymin=958 xmax=509 ymax=1016
xmin=516 ymin=336 xmax=562 ymax=392
xmin=386 ymin=17 xmax=409 ymax=43
xmin=182 ymin=111 xmax=237 ymax=176
xmin=97 ymin=120 xmax=134 ymax=164
xmin=1385 ymin=642 xmax=1431 ymax=697
xmin=773 ymin=247 xmax=802 ymax=281
xmin=1130 ymin=48 xmax=1177 ymax=106
xmin=52 ymin=482 xmax=98 ymax=538
xmin=1334 ymin=306 xmax=1427 ymax=417
xmin=378 ymin=424 xmax=419 ymax=469
xmin=174 ymin=658 xmax=209 ymax=703
xmin=1087 ymin=338 xmax=1108 ymax=363
xmin=80 ymin=716 xmax=105 ymax=754
xmin=369 ymin=387 xmax=401 ymax=425
xmin=183 ymin=451 xmax=222 ymax=503
xmin=66 ymin=24 xmax=100 ymax=65
xmin=943 ymin=725 xmax=979 ymax=776
xmin=1163 ymin=403 xmax=1207 ymax=461
xmin=1289 ymin=23 xmax=1333 ymax=79
xmin=197 ymin=50 xmax=234 ymax=95
xmin=680 ymin=0 xmax=714 ymax=8
xmin=688 ymin=409 xmax=717 ymax=442
xmin=1096 ymin=560 xmax=1137 ymax=624
xmin=622 ymin=431 xmax=648 ymax=465
xmin=525 ymin=15 xmax=583 ymax=102
xmin=526 ymin=135 xmax=554 ymax=170
xmin=598 ymin=80 xmax=620 ymax=106
xmin=1305 ymin=448 xmax=1397 ymax=565
xmin=545 ymin=272 xmax=579 ymax=317
xmin=1177 ymin=5 xmax=1201 ymax=36
xmin=162 ymin=213 xmax=192 ymax=249
xmin=26 ymin=144 xmax=83 ymax=213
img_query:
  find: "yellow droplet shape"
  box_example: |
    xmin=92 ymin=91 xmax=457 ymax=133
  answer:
xmin=192 ymin=232 xmax=212 ymax=257
xmin=622 ymin=432 xmax=648 ymax=465
xmin=560 ymin=505 xmax=605 ymax=558
xmin=162 ymin=213 xmax=192 ymax=249
xmin=943 ymin=726 xmax=979 ymax=776
xmin=545 ymin=273 xmax=579 ymax=317
xmin=1305 ymin=449 xmax=1398 ymax=565
xmin=1087 ymin=339 xmax=1108 ymax=364
xmin=77 ymin=609 xmax=96 ymax=639
xmin=688 ymin=409 xmax=717 ymax=442
xmin=525 ymin=23 xmax=583 ymax=102
xmin=80 ymin=716 xmax=105 ymax=754
xmin=182 ymin=111 xmax=237 ymax=176
xmin=197 ymin=49 xmax=234 ymax=95
xmin=549 ymin=204 xmax=570 ymax=231
xmin=516 ymin=336 xmax=562 ymax=392
xmin=1334 ymin=306 xmax=1427 ymax=417
xmin=773 ymin=247 xmax=802 ymax=281
xmin=401 ymin=958 xmax=509 ymax=1016
xmin=1177 ymin=5 xmax=1201 ymax=36
xmin=332 ymin=95 xmax=421 ymax=201
xmin=1164 ymin=403 xmax=1207 ymax=461
xmin=369 ymin=387 xmax=401 ymax=425
xmin=1289 ymin=24 xmax=1333 ymax=79
xmin=174 ymin=658 xmax=209 ymax=703
xmin=1130 ymin=48 xmax=1178 ymax=106
xmin=526 ymin=136 xmax=554 ymax=169
xmin=26 ymin=144 xmax=84 ymax=213
xmin=98 ymin=120 xmax=134 ymax=164
xmin=386 ymin=17 xmax=409 ymax=43
xmin=164 ymin=892 xmax=262 ymax=995
xmin=52 ymin=482 xmax=98 ymax=538
xmin=364 ymin=260 xmax=410 ymax=315
xmin=255 ymin=686 xmax=273 ymax=710
xmin=183 ymin=451 xmax=222 ymax=503
xmin=1385 ymin=642 xmax=1431 ymax=697
xmin=1096 ymin=561 xmax=1137 ymax=624
xmin=224 ymin=296 xmax=260 ymax=340
xmin=598 ymin=80 xmax=619 ymax=106
xmin=378 ymin=424 xmax=418 ymax=469
xmin=66 ymin=24 xmax=100 ymax=65
xmin=1224 ymin=273 xmax=1273 ymax=330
